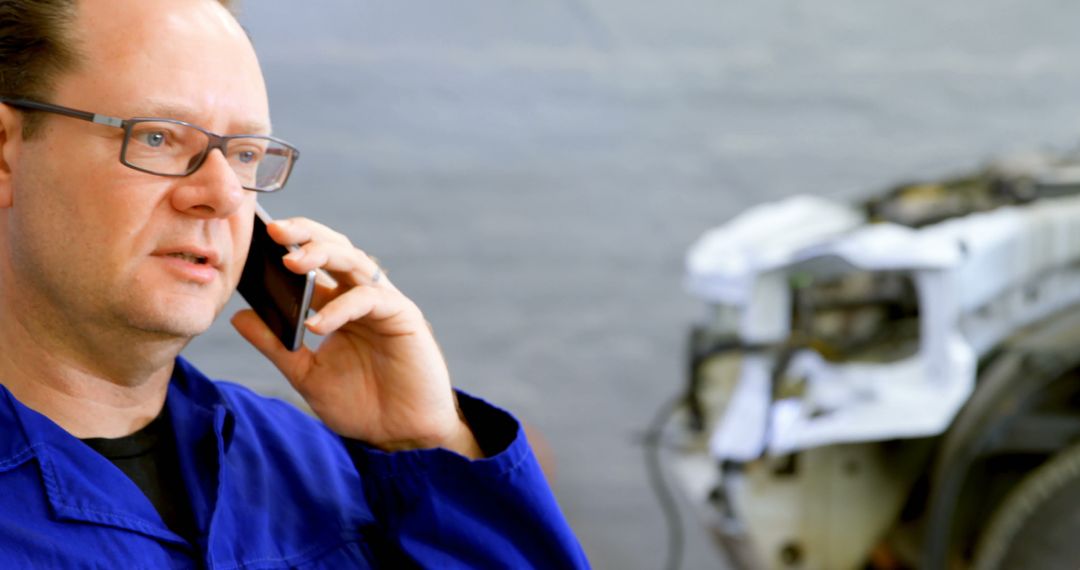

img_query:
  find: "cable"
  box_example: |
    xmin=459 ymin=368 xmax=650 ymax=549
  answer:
xmin=643 ymin=393 xmax=686 ymax=570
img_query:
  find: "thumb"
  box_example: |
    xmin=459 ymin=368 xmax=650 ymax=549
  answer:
xmin=230 ymin=309 xmax=312 ymax=383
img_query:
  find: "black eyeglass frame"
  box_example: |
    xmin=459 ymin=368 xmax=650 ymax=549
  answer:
xmin=0 ymin=97 xmax=300 ymax=193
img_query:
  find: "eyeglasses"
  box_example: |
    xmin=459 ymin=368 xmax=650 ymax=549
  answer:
xmin=0 ymin=98 xmax=300 ymax=193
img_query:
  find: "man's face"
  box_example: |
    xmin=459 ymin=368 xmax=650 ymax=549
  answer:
xmin=1 ymin=0 xmax=270 ymax=340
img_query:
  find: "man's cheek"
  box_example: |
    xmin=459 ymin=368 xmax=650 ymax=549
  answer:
xmin=225 ymin=258 xmax=246 ymax=292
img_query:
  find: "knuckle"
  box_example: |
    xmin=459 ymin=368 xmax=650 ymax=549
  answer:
xmin=292 ymin=218 xmax=315 ymax=240
xmin=324 ymin=226 xmax=350 ymax=244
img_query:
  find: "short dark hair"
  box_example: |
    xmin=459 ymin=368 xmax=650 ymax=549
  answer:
xmin=0 ymin=0 xmax=235 ymax=138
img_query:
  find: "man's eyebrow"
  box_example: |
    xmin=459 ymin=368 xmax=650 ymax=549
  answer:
xmin=132 ymin=101 xmax=272 ymax=135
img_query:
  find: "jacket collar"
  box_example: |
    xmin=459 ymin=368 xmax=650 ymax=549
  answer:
xmin=0 ymin=356 xmax=234 ymax=545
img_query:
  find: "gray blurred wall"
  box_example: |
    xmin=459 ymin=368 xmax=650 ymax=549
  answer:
xmin=183 ymin=1 xmax=1080 ymax=567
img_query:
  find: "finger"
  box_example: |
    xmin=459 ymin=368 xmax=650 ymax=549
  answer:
xmin=283 ymin=241 xmax=383 ymax=288
xmin=308 ymin=271 xmax=399 ymax=314
xmin=305 ymin=283 xmax=412 ymax=336
xmin=315 ymin=268 xmax=338 ymax=290
xmin=230 ymin=309 xmax=313 ymax=382
xmin=266 ymin=217 xmax=352 ymax=249
xmin=304 ymin=285 xmax=378 ymax=336
xmin=309 ymin=278 xmax=342 ymax=312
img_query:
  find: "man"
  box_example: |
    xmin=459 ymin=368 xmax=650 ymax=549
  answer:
xmin=0 ymin=0 xmax=588 ymax=567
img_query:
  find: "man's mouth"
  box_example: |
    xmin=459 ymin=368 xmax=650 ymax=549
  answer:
xmin=166 ymin=252 xmax=210 ymax=265
xmin=155 ymin=248 xmax=220 ymax=285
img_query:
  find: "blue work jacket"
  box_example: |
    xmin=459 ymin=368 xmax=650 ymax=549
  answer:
xmin=0 ymin=357 xmax=589 ymax=568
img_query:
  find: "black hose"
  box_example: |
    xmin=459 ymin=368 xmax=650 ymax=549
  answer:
xmin=643 ymin=394 xmax=686 ymax=570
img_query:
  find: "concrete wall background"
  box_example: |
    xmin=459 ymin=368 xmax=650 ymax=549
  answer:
xmin=183 ymin=1 xmax=1080 ymax=567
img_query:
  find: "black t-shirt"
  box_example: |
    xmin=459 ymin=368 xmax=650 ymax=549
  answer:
xmin=81 ymin=409 xmax=199 ymax=544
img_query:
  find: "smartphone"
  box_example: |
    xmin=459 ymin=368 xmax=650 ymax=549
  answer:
xmin=237 ymin=204 xmax=316 ymax=351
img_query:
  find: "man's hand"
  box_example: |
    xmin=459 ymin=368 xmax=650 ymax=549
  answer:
xmin=230 ymin=217 xmax=483 ymax=459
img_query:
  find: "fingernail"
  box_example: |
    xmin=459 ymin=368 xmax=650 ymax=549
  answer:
xmin=285 ymin=249 xmax=305 ymax=262
xmin=305 ymin=313 xmax=322 ymax=327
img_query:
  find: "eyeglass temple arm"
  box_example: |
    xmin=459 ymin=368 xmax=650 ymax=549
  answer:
xmin=0 ymin=98 xmax=124 ymax=128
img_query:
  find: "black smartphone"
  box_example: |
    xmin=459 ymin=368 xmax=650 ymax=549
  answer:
xmin=237 ymin=204 xmax=316 ymax=351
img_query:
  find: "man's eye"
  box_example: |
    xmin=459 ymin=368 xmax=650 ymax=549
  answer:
xmin=139 ymin=131 xmax=168 ymax=148
xmin=236 ymin=149 xmax=261 ymax=164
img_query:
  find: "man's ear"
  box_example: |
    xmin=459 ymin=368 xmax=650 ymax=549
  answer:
xmin=0 ymin=103 xmax=23 ymax=209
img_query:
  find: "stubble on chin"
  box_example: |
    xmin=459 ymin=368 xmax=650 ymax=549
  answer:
xmin=110 ymin=278 xmax=231 ymax=341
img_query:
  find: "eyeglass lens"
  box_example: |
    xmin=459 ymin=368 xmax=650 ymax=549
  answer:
xmin=123 ymin=121 xmax=293 ymax=191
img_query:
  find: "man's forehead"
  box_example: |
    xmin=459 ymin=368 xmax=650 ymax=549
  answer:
xmin=63 ymin=0 xmax=271 ymax=135
xmin=132 ymin=99 xmax=272 ymax=136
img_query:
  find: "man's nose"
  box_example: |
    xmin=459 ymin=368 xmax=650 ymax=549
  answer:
xmin=170 ymin=149 xmax=248 ymax=218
